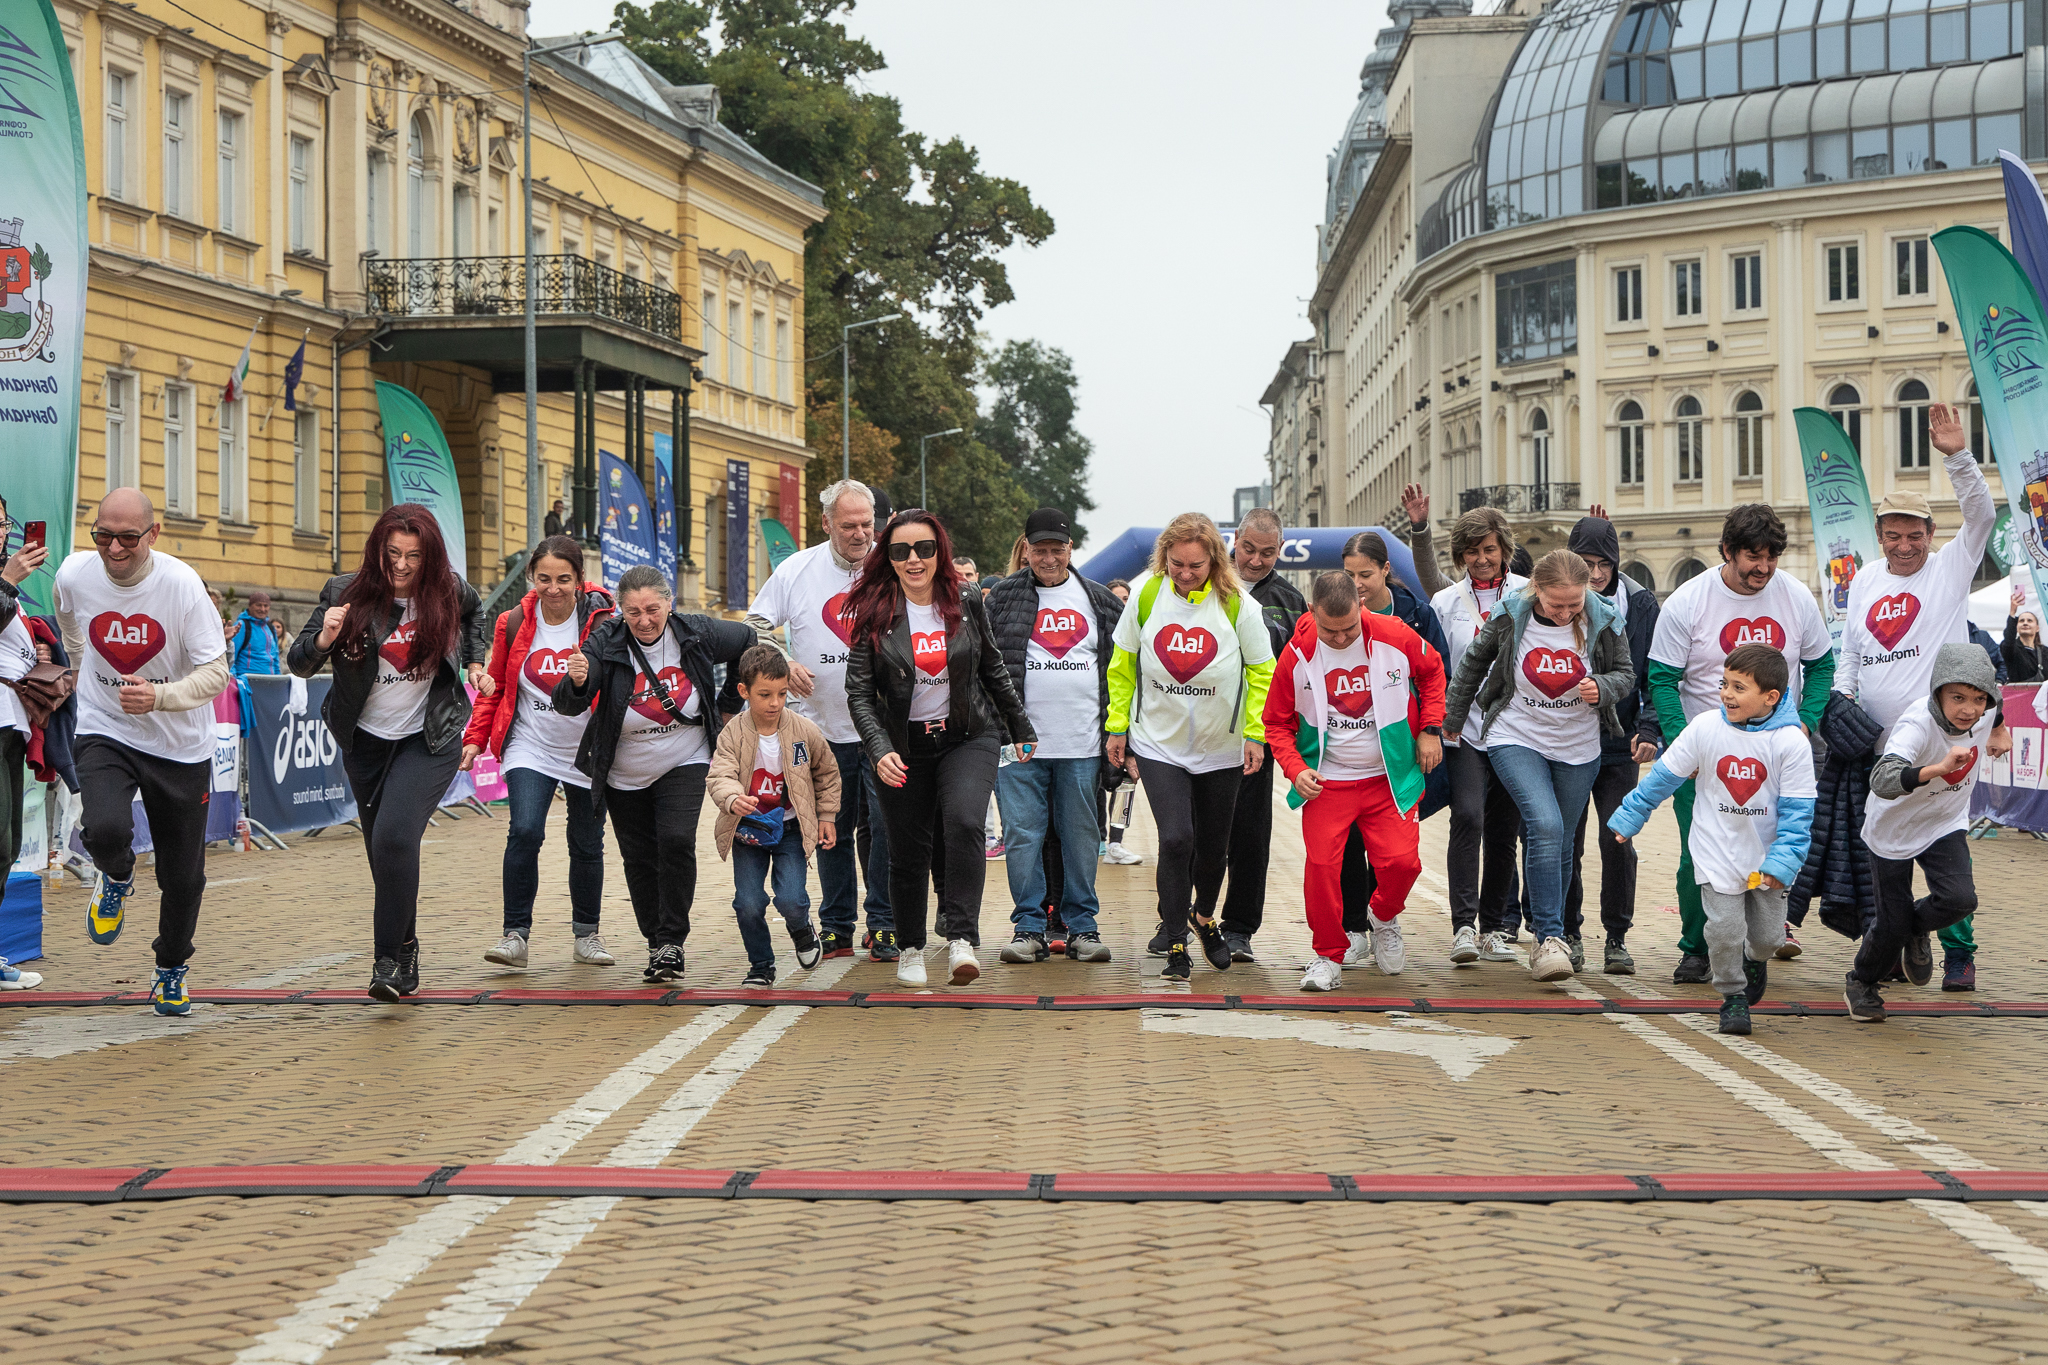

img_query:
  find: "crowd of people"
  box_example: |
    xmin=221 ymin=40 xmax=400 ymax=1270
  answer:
xmin=0 ymin=406 xmax=2016 ymax=1032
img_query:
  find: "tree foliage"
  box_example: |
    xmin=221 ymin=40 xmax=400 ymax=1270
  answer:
xmin=977 ymin=340 xmax=1096 ymax=547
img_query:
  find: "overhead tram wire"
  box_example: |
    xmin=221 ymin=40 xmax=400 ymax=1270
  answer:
xmin=145 ymin=0 xmax=528 ymax=99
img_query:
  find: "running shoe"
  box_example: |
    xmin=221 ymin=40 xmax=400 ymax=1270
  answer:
xmin=0 ymin=958 xmax=42 ymax=991
xmin=946 ymin=939 xmax=980 ymax=986
xmin=484 ymin=932 xmax=529 ymax=968
xmin=741 ymin=966 xmax=774 ymax=988
xmin=1000 ymin=931 xmax=1049 ymax=964
xmin=1145 ymin=923 xmax=1173 ymax=958
xmin=1476 ymin=930 xmax=1518 ymax=963
xmin=1369 ymin=917 xmax=1405 ymax=975
xmin=397 ymin=940 xmax=420 ymax=996
xmin=791 ymin=925 xmax=822 ymax=970
xmin=1341 ymin=930 xmax=1371 ymax=967
xmin=1602 ymin=938 xmax=1635 ymax=975
xmin=1718 ymin=993 xmax=1752 ymax=1036
xmin=895 ymin=945 xmax=927 ymax=987
xmin=1942 ymin=951 xmax=1976 ymax=993
xmin=1300 ymin=958 xmax=1343 ymax=992
xmin=1843 ymin=972 xmax=1886 ymax=1022
xmin=1743 ymin=955 xmax=1768 ymax=1006
xmin=1065 ymin=931 xmax=1111 ymax=963
xmin=151 ymin=964 xmax=191 ymax=1017
xmin=820 ymin=931 xmax=854 ymax=960
xmin=1193 ymin=917 xmax=1232 ymax=971
xmin=1161 ymin=941 xmax=1191 ymax=981
xmin=1098 ymin=840 xmax=1109 ymax=859
xmin=88 ymin=873 xmax=131 ymax=946
xmin=863 ymin=929 xmax=901 ymax=963
xmin=1564 ymin=936 xmax=1586 ymax=972
xmin=368 ymin=956 xmax=403 ymax=1003
xmin=643 ymin=944 xmax=686 ymax=983
xmin=1901 ymin=931 xmax=1934 ymax=987
xmin=1223 ymin=931 xmax=1256 ymax=964
xmin=1672 ymin=953 xmax=1711 ymax=984
xmin=984 ymin=843 xmax=1006 ymax=860
xmin=1449 ymin=925 xmax=1479 ymax=964
xmin=1104 ymin=843 xmax=1142 ymax=865
xmin=1529 ymin=937 xmax=1574 ymax=982
xmin=574 ymin=934 xmax=616 ymax=965
xmin=1775 ymin=925 xmax=1803 ymax=960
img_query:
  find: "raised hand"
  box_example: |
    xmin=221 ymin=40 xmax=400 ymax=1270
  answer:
xmin=1929 ymin=402 xmax=1967 ymax=456
xmin=1400 ymin=482 xmax=1430 ymax=531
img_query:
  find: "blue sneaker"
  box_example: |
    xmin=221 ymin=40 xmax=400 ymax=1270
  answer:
xmin=0 ymin=957 xmax=42 ymax=991
xmin=151 ymin=965 xmax=191 ymax=1016
xmin=88 ymin=874 xmax=132 ymax=945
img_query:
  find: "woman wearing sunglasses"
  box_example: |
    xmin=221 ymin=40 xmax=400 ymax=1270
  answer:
xmin=846 ymin=510 xmax=1035 ymax=987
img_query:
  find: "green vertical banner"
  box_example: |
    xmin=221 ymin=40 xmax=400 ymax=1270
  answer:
xmin=1794 ymin=406 xmax=1882 ymax=654
xmin=375 ymin=381 xmax=468 ymax=580
xmin=1932 ymin=225 xmax=2048 ymax=622
xmin=0 ymin=0 xmax=89 ymax=615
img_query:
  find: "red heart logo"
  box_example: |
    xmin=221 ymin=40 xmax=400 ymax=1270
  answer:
xmin=1032 ymin=606 xmax=1089 ymax=658
xmin=1945 ymin=748 xmax=1978 ymax=788
xmin=749 ymin=768 xmax=787 ymax=806
xmin=1156 ymin=624 xmax=1218 ymax=684
xmin=1717 ymin=753 xmax=1769 ymax=805
xmin=822 ymin=592 xmax=855 ymax=646
xmin=1867 ymin=593 xmax=1921 ymax=650
xmin=379 ymin=620 xmax=418 ymax=672
xmin=628 ymin=666 xmax=692 ymax=723
xmin=523 ymin=647 xmax=576 ymax=690
xmin=1521 ymin=646 xmax=1585 ymax=699
xmin=1718 ymin=616 xmax=1785 ymax=654
xmin=89 ymin=611 xmax=165 ymax=675
xmin=1326 ymin=665 xmax=1373 ymax=718
xmin=912 ymin=630 xmax=948 ymax=677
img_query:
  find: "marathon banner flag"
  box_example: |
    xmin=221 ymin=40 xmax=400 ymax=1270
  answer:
xmin=597 ymin=450 xmax=657 ymax=593
xmin=244 ymin=675 xmax=356 ymax=835
xmin=653 ymin=446 xmax=678 ymax=593
xmin=377 ymin=382 xmax=469 ymax=579
xmin=1932 ymin=226 xmax=2048 ymax=630
xmin=1793 ymin=407 xmax=1881 ymax=655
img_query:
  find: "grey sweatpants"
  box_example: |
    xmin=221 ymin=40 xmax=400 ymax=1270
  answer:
xmin=1698 ymin=885 xmax=1787 ymax=996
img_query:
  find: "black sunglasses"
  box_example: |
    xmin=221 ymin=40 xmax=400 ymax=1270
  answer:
xmin=887 ymin=539 xmax=939 ymax=563
xmin=91 ymin=528 xmax=151 ymax=548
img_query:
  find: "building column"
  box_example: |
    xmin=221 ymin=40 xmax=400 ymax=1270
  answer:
xmin=1575 ymin=243 xmax=1600 ymax=507
xmin=264 ymin=13 xmax=291 ymax=293
xmin=1774 ymin=218 xmax=1805 ymax=511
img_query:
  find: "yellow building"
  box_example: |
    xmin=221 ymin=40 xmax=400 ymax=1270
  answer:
xmin=62 ymin=0 xmax=823 ymax=626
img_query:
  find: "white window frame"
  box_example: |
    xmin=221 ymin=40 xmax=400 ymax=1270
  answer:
xmin=1827 ymin=384 xmax=1865 ymax=458
xmin=288 ymin=133 xmax=314 ymax=252
xmin=752 ymin=309 xmax=769 ymax=397
xmin=1896 ymin=379 xmax=1932 ymax=470
xmin=1733 ymin=391 xmax=1765 ymax=479
xmin=103 ymin=371 xmax=139 ymax=490
xmin=217 ymin=106 xmax=244 ymax=235
xmin=163 ymin=382 xmax=195 ymax=517
xmin=775 ymin=316 xmax=791 ymax=403
xmin=726 ymin=298 xmax=742 ymax=389
xmin=1730 ymin=250 xmax=1765 ymax=314
xmin=701 ymin=290 xmax=718 ymax=377
xmin=1670 ymin=257 xmax=1706 ymax=321
xmin=406 ymin=116 xmax=434 ymax=258
xmin=366 ymin=151 xmax=390 ymax=255
xmin=163 ymin=90 xmax=191 ymax=218
xmin=1674 ymin=396 xmax=1705 ymax=483
xmin=104 ymin=68 xmax=132 ymax=202
xmin=451 ymin=183 xmax=474 ymax=258
xmin=218 ymin=395 xmax=248 ymax=524
xmin=1616 ymin=402 xmax=1646 ymax=486
xmin=1890 ymin=233 xmax=1933 ymax=302
xmin=293 ymin=409 xmax=320 ymax=533
xmin=1613 ymin=263 xmax=1644 ymax=327
xmin=1821 ymin=237 xmax=1865 ymax=309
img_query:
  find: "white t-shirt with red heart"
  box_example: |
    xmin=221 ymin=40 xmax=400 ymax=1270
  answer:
xmin=1111 ymin=575 xmax=1275 ymax=774
xmin=1862 ymin=701 xmax=1995 ymax=860
xmin=1483 ymin=618 xmax=1602 ymax=764
xmin=53 ymin=549 xmax=227 ymax=763
xmin=1648 ymin=568 xmax=1831 ymax=725
xmin=1841 ymin=544 xmax=1984 ymax=738
xmin=500 ymin=609 xmax=591 ymax=787
xmin=1659 ymin=708 xmax=1818 ymax=894
xmin=356 ymin=598 xmax=437 ymax=741
xmin=1023 ymin=574 xmax=1099 ymax=759
xmin=1306 ymin=634 xmax=1384 ymax=779
xmin=905 ymin=599 xmax=951 ymax=723
xmin=746 ymin=541 xmax=861 ymax=744
xmin=749 ymin=730 xmax=790 ymax=810
xmin=606 ymin=630 xmax=708 ymax=789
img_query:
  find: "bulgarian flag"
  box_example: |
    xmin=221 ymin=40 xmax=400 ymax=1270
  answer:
xmin=1282 ymin=632 xmax=1430 ymax=816
xmin=222 ymin=321 xmax=259 ymax=403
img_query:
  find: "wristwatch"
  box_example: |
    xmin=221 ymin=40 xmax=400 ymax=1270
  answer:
xmin=1422 ymin=725 xmax=1444 ymax=737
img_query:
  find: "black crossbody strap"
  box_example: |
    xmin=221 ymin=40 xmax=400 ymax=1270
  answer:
xmin=624 ymin=627 xmax=693 ymax=727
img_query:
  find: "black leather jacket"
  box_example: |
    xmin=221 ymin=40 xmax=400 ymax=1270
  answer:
xmin=982 ymin=567 xmax=1124 ymax=745
xmin=287 ymin=573 xmax=486 ymax=755
xmin=847 ymin=585 xmax=1035 ymax=766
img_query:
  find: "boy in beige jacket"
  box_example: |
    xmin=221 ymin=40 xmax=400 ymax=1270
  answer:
xmin=709 ymin=645 xmax=841 ymax=986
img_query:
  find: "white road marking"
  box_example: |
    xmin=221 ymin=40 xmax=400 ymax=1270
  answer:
xmin=231 ymin=1002 xmax=750 ymax=1365
xmin=236 ymin=952 xmax=362 ymax=990
xmin=1140 ymin=1007 xmax=1513 ymax=1081
xmin=383 ymin=958 xmax=857 ymax=1362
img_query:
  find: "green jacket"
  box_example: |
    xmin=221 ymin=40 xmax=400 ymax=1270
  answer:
xmin=1443 ymin=588 xmax=1636 ymax=745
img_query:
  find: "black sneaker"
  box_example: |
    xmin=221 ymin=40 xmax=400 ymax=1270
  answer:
xmin=741 ymin=966 xmax=775 ymax=988
xmin=1161 ymin=941 xmax=1192 ymax=980
xmin=1066 ymin=931 xmax=1112 ymax=963
xmin=396 ymin=940 xmax=421 ymax=996
xmin=1192 ymin=918 xmax=1232 ymax=971
xmin=1224 ymin=931 xmax=1256 ymax=963
xmin=1045 ymin=906 xmax=1068 ymax=955
xmin=791 ymin=925 xmax=822 ymax=970
xmin=1672 ymin=953 xmax=1711 ymax=984
xmin=644 ymin=944 xmax=686 ymax=983
xmin=820 ymin=931 xmax=854 ymax=959
xmin=1602 ymin=938 xmax=1635 ymax=975
xmin=1843 ymin=972 xmax=1886 ymax=1022
xmin=1146 ymin=923 xmax=1173 ymax=958
xmin=1901 ymin=932 xmax=1934 ymax=987
xmin=863 ymin=929 xmax=901 ymax=963
xmin=367 ymin=956 xmax=402 ymax=1003
xmin=1743 ymin=956 xmax=1768 ymax=1006
xmin=1719 ymin=993 xmax=1752 ymax=1035
xmin=1565 ymin=936 xmax=1586 ymax=972
xmin=999 ymin=931 xmax=1049 ymax=964
xmin=1942 ymin=951 xmax=1976 ymax=992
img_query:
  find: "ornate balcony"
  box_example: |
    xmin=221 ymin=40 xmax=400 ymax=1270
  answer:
xmin=1459 ymin=483 xmax=1581 ymax=514
xmin=365 ymin=254 xmax=682 ymax=341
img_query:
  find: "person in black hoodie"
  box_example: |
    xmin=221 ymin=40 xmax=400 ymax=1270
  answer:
xmin=1562 ymin=513 xmax=1661 ymax=974
xmin=550 ymin=564 xmax=755 ymax=985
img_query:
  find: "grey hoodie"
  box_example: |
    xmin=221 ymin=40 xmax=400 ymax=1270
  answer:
xmin=1869 ymin=642 xmax=1999 ymax=798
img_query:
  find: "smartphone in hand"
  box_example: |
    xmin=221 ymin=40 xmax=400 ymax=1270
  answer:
xmin=22 ymin=521 xmax=45 ymax=553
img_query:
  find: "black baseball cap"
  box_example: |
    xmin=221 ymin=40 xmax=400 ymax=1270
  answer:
xmin=1025 ymin=508 xmax=1071 ymax=544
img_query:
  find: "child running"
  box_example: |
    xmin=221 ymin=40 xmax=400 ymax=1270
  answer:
xmin=1607 ymin=643 xmax=1815 ymax=1034
xmin=1844 ymin=642 xmax=1999 ymax=1022
xmin=709 ymin=645 xmax=838 ymax=987
xmin=1265 ymin=571 xmax=1445 ymax=991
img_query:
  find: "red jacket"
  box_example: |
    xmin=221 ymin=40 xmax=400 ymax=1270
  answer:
xmin=1264 ymin=608 xmax=1445 ymax=792
xmin=462 ymin=583 xmax=616 ymax=756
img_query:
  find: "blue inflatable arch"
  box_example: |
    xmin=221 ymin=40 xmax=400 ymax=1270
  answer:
xmin=1078 ymin=526 xmax=1427 ymax=600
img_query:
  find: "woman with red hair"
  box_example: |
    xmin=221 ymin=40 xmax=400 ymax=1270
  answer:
xmin=846 ymin=510 xmax=1034 ymax=988
xmin=289 ymin=504 xmax=486 ymax=1001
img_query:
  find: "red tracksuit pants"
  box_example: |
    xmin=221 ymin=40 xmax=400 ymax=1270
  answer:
xmin=1302 ymin=775 xmax=1420 ymax=962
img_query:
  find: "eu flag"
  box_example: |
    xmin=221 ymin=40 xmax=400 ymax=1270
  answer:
xmin=283 ymin=339 xmax=306 ymax=412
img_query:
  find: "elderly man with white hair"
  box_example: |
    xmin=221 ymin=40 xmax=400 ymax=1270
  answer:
xmin=746 ymin=479 xmax=896 ymax=962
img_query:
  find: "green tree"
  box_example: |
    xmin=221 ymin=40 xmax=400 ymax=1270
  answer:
xmin=977 ymin=339 xmax=1096 ymax=547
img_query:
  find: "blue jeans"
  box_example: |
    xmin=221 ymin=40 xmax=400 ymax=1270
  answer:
xmin=818 ymin=739 xmax=892 ymax=936
xmin=501 ymin=765 xmax=604 ymax=937
xmin=996 ymin=756 xmax=1102 ymax=936
xmin=731 ymin=825 xmax=815 ymax=973
xmin=1483 ymin=743 xmax=1602 ymax=944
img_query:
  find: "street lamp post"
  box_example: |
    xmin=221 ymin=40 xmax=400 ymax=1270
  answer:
xmin=524 ymin=31 xmax=623 ymax=547
xmin=918 ymin=427 xmax=963 ymax=509
xmin=840 ymin=312 xmax=903 ymax=480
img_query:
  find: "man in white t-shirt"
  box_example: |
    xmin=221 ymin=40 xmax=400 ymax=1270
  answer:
xmin=52 ymin=489 xmax=231 ymax=1016
xmin=745 ymin=479 xmax=894 ymax=960
xmin=985 ymin=508 xmax=1126 ymax=965
xmin=1647 ymin=503 xmax=1833 ymax=982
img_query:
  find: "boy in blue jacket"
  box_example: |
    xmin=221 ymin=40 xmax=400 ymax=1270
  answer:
xmin=1609 ymin=644 xmax=1816 ymax=1034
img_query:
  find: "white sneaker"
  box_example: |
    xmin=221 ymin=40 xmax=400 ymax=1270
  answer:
xmin=1369 ymin=916 xmax=1406 ymax=975
xmin=1300 ymin=958 xmax=1343 ymax=992
xmin=1104 ymin=843 xmax=1142 ymax=865
xmin=947 ymin=939 xmax=981 ymax=986
xmin=573 ymin=934 xmax=616 ymax=965
xmin=1449 ymin=924 xmax=1479 ymax=964
xmin=895 ymin=946 xmax=927 ymax=987
xmin=1341 ymin=930 xmax=1371 ymax=966
xmin=1530 ymin=937 xmax=1575 ymax=982
xmin=0 ymin=958 xmax=42 ymax=991
xmin=484 ymin=933 xmax=529 ymax=968
xmin=1477 ymin=930 xmax=1519 ymax=963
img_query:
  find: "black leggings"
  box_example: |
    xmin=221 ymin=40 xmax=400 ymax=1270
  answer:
xmin=1137 ymin=754 xmax=1241 ymax=937
xmin=605 ymin=763 xmax=708 ymax=951
xmin=342 ymin=729 xmax=462 ymax=959
xmin=1853 ymin=830 xmax=1977 ymax=984
xmin=874 ymin=730 xmax=1000 ymax=950
xmin=76 ymin=735 xmax=211 ymax=968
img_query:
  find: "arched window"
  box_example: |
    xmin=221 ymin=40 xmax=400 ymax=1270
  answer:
xmin=1672 ymin=557 xmax=1706 ymax=587
xmin=1530 ymin=408 xmax=1552 ymax=491
xmin=1675 ymin=395 xmax=1704 ymax=483
xmin=1897 ymin=379 xmax=1931 ymax=470
xmin=1828 ymin=383 xmax=1863 ymax=459
xmin=1734 ymin=390 xmax=1764 ymax=479
xmin=1966 ymin=381 xmax=1994 ymax=464
xmin=407 ymin=113 xmax=435 ymax=257
xmin=1617 ymin=400 xmax=1645 ymax=486
xmin=1621 ymin=559 xmax=1656 ymax=594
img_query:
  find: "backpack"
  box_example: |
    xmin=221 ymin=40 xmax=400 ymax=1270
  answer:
xmin=1135 ymin=574 xmax=1240 ymax=630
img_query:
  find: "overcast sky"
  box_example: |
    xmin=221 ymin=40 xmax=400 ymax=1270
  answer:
xmin=531 ymin=0 xmax=1389 ymax=542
